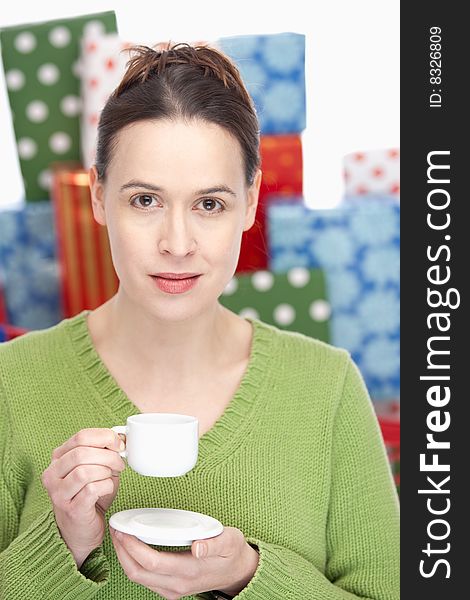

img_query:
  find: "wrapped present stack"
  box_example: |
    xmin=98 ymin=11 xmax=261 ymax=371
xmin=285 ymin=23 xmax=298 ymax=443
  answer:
xmin=217 ymin=33 xmax=306 ymax=273
xmin=266 ymin=197 xmax=400 ymax=401
xmin=0 ymin=11 xmax=120 ymax=328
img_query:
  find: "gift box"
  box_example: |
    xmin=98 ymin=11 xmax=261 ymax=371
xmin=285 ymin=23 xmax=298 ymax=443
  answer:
xmin=51 ymin=168 xmax=118 ymax=317
xmin=217 ymin=32 xmax=306 ymax=135
xmin=219 ymin=267 xmax=331 ymax=343
xmin=340 ymin=194 xmax=399 ymax=208
xmin=267 ymin=199 xmax=400 ymax=401
xmin=79 ymin=32 xmax=132 ymax=169
xmin=237 ymin=134 xmax=303 ymax=274
xmin=0 ymin=201 xmax=62 ymax=329
xmin=343 ymin=148 xmax=400 ymax=198
xmin=0 ymin=11 xmax=118 ymax=201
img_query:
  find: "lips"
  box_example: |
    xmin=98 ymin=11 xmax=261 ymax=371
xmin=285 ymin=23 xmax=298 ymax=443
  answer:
xmin=153 ymin=273 xmax=201 ymax=280
xmin=151 ymin=274 xmax=201 ymax=294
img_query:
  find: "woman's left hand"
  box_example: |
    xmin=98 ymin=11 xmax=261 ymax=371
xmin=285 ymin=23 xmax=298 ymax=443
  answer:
xmin=109 ymin=525 xmax=260 ymax=600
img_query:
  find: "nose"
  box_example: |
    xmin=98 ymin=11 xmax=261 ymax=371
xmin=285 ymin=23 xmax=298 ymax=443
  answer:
xmin=158 ymin=206 xmax=197 ymax=256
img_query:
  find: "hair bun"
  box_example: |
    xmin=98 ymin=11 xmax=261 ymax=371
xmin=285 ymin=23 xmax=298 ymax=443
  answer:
xmin=114 ymin=41 xmax=252 ymax=107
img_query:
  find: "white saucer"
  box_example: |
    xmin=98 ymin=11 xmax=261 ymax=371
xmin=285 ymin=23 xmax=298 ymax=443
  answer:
xmin=109 ymin=508 xmax=224 ymax=546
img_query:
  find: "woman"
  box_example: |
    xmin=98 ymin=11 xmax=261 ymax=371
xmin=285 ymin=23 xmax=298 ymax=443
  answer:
xmin=0 ymin=43 xmax=400 ymax=599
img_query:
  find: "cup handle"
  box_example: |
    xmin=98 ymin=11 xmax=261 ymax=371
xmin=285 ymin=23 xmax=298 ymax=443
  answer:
xmin=111 ymin=426 xmax=128 ymax=458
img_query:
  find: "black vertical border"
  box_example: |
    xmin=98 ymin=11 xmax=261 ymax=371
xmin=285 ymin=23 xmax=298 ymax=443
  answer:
xmin=401 ymin=3 xmax=467 ymax=597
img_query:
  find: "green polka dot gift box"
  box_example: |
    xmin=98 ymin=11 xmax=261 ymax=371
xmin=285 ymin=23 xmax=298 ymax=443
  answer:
xmin=219 ymin=267 xmax=331 ymax=343
xmin=0 ymin=11 xmax=118 ymax=202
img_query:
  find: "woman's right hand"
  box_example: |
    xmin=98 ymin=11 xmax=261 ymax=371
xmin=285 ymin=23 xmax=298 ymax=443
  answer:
xmin=41 ymin=428 xmax=126 ymax=569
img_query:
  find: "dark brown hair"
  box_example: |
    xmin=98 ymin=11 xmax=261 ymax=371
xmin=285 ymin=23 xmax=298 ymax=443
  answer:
xmin=95 ymin=42 xmax=261 ymax=186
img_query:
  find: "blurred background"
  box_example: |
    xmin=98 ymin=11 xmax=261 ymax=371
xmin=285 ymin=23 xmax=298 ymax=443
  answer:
xmin=0 ymin=0 xmax=400 ymax=492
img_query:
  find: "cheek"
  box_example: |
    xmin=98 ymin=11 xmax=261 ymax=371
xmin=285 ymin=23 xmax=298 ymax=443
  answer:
xmin=105 ymin=219 xmax=150 ymax=274
xmin=206 ymin=221 xmax=244 ymax=265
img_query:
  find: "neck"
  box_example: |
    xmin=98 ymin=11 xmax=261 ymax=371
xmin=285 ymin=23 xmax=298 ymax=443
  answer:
xmin=91 ymin=287 xmax=236 ymax=381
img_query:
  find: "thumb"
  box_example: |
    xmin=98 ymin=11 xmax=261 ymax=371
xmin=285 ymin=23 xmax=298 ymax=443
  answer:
xmin=193 ymin=531 xmax=227 ymax=559
xmin=192 ymin=540 xmax=208 ymax=559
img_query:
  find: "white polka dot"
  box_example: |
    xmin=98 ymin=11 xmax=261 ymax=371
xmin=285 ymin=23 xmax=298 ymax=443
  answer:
xmin=49 ymin=132 xmax=72 ymax=154
xmin=14 ymin=31 xmax=36 ymax=53
xmin=273 ymin=304 xmax=295 ymax=326
xmin=239 ymin=307 xmax=260 ymax=320
xmin=38 ymin=169 xmax=53 ymax=191
xmin=6 ymin=69 xmax=25 ymax=91
xmin=287 ymin=267 xmax=310 ymax=288
xmin=26 ymin=100 xmax=49 ymax=123
xmin=222 ymin=277 xmax=238 ymax=295
xmin=17 ymin=137 xmax=37 ymax=160
xmin=309 ymin=300 xmax=331 ymax=322
xmin=83 ymin=21 xmax=105 ymax=38
xmin=48 ymin=26 xmax=71 ymax=48
xmin=251 ymin=270 xmax=274 ymax=292
xmin=37 ymin=63 xmax=60 ymax=85
xmin=60 ymin=95 xmax=82 ymax=117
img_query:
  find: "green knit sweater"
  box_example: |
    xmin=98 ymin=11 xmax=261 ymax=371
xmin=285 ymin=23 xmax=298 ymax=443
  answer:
xmin=0 ymin=309 xmax=399 ymax=599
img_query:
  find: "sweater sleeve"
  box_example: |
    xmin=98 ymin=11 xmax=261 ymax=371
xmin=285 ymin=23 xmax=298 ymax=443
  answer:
xmin=234 ymin=356 xmax=400 ymax=600
xmin=0 ymin=377 xmax=110 ymax=599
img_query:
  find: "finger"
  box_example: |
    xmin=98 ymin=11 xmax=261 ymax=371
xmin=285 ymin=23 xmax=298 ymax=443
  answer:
xmin=61 ymin=465 xmax=115 ymax=502
xmin=52 ymin=446 xmax=125 ymax=479
xmin=118 ymin=532 xmax=199 ymax=577
xmin=69 ymin=477 xmax=115 ymax=511
xmin=110 ymin=530 xmax=176 ymax=589
xmin=52 ymin=428 xmax=123 ymax=460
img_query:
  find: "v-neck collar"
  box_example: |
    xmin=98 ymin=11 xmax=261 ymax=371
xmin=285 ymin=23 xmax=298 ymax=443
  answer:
xmin=65 ymin=309 xmax=277 ymax=471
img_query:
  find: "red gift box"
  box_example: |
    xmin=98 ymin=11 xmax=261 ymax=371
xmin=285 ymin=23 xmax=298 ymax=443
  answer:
xmin=236 ymin=134 xmax=303 ymax=273
xmin=51 ymin=167 xmax=119 ymax=318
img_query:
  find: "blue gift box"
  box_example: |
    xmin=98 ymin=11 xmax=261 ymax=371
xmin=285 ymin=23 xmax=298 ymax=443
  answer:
xmin=267 ymin=198 xmax=400 ymax=401
xmin=0 ymin=201 xmax=62 ymax=330
xmin=218 ymin=32 xmax=306 ymax=135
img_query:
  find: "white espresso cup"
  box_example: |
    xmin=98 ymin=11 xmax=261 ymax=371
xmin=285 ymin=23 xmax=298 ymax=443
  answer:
xmin=111 ymin=413 xmax=198 ymax=477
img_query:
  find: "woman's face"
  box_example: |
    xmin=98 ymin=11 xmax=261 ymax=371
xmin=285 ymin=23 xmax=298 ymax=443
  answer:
xmin=89 ymin=118 xmax=261 ymax=321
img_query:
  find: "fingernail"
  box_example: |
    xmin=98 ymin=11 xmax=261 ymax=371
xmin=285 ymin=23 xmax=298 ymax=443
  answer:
xmin=119 ymin=440 xmax=125 ymax=452
xmin=196 ymin=543 xmax=206 ymax=559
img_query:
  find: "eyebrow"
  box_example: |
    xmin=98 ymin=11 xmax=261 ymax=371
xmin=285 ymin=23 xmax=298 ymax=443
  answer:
xmin=119 ymin=179 xmax=237 ymax=197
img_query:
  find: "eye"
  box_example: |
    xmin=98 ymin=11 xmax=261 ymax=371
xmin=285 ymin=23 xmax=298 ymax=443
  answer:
xmin=130 ymin=194 xmax=158 ymax=210
xmin=197 ymin=198 xmax=225 ymax=215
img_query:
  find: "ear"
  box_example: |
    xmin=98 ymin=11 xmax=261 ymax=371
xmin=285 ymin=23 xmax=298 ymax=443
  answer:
xmin=89 ymin=165 xmax=107 ymax=226
xmin=243 ymin=168 xmax=262 ymax=232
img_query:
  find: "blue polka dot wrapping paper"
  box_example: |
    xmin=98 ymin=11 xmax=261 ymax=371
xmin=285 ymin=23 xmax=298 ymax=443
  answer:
xmin=0 ymin=201 xmax=62 ymax=330
xmin=0 ymin=11 xmax=118 ymax=202
xmin=217 ymin=32 xmax=306 ymax=135
xmin=266 ymin=196 xmax=400 ymax=401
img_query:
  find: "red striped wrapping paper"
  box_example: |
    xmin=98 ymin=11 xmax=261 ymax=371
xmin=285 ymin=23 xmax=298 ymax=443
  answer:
xmin=51 ymin=168 xmax=118 ymax=318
